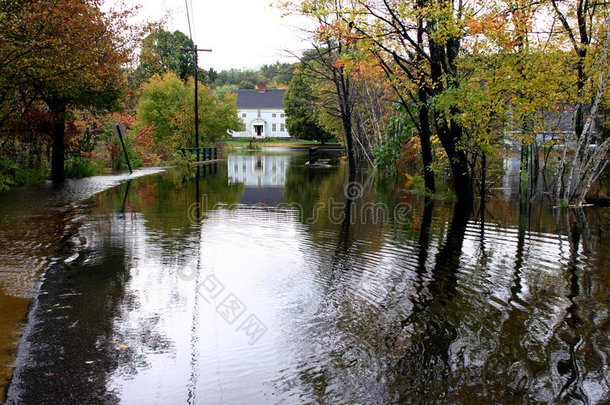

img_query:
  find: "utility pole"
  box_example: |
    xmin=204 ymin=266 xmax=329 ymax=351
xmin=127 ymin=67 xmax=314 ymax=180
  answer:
xmin=181 ymin=45 xmax=212 ymax=162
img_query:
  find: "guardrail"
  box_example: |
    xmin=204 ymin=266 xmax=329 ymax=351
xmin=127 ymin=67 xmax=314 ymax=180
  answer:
xmin=180 ymin=147 xmax=217 ymax=162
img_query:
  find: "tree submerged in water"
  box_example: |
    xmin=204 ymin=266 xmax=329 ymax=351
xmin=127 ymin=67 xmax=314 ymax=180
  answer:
xmin=279 ymin=0 xmax=610 ymax=204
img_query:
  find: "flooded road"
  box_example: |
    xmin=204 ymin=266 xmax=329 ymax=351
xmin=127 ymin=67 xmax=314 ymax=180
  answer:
xmin=0 ymin=168 xmax=164 ymax=402
xmin=2 ymin=152 xmax=609 ymax=403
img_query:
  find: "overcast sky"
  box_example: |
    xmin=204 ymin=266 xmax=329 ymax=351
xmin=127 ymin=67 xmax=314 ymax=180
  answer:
xmin=106 ymin=0 xmax=312 ymax=71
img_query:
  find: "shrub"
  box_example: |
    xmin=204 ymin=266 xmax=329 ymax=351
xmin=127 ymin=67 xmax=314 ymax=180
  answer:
xmin=65 ymin=158 xmax=100 ymax=178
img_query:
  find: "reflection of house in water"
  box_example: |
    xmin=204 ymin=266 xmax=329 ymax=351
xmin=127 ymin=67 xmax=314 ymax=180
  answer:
xmin=227 ymin=154 xmax=291 ymax=205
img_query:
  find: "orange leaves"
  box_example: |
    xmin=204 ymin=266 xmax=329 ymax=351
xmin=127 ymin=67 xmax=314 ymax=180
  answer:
xmin=113 ymin=110 xmax=135 ymax=129
xmin=466 ymin=17 xmax=483 ymax=35
xmin=331 ymin=58 xmax=345 ymax=68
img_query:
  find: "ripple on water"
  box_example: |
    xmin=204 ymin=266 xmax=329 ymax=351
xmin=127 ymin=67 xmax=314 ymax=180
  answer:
xmin=5 ymin=159 xmax=610 ymax=404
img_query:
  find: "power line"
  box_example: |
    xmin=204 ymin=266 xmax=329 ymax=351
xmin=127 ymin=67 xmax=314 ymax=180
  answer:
xmin=190 ymin=0 xmax=197 ymax=43
xmin=184 ymin=0 xmax=193 ymax=42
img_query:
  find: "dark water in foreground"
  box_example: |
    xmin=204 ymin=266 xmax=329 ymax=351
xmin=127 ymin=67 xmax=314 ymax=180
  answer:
xmin=2 ymin=152 xmax=609 ymax=404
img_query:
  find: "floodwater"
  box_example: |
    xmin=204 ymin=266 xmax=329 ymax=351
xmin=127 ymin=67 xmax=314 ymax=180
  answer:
xmin=1 ymin=151 xmax=609 ymax=404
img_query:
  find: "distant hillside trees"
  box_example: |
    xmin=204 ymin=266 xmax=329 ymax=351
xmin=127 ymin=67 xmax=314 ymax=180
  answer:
xmin=210 ymin=63 xmax=295 ymax=89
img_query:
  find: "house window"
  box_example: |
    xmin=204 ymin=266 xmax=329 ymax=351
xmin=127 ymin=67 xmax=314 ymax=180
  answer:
xmin=241 ymin=113 xmax=246 ymax=118
xmin=272 ymin=113 xmax=277 ymax=118
xmin=280 ymin=113 xmax=285 ymax=117
xmin=281 ymin=124 xmax=285 ymax=132
xmin=272 ymin=123 xmax=277 ymax=131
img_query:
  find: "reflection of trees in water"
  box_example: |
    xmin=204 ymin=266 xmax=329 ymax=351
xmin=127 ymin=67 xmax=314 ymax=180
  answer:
xmin=485 ymin=206 xmax=610 ymax=403
xmin=8 ymin=211 xmax=169 ymax=403
xmin=283 ymin=196 xmax=473 ymax=403
xmin=281 ymin=171 xmax=397 ymax=404
xmin=388 ymin=201 xmax=609 ymax=403
xmin=92 ymin=166 xmax=243 ymax=254
xmin=11 ymin=163 xmax=608 ymax=403
xmin=10 ymin=171 xmax=230 ymax=403
xmin=552 ymin=208 xmax=610 ymax=403
xmin=286 ymin=184 xmax=609 ymax=403
xmin=387 ymin=201 xmax=472 ymax=401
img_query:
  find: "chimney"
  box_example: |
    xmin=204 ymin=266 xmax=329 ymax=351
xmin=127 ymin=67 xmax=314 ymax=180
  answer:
xmin=257 ymin=82 xmax=267 ymax=91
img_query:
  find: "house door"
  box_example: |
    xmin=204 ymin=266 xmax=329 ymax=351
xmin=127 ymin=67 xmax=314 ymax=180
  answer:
xmin=254 ymin=125 xmax=263 ymax=137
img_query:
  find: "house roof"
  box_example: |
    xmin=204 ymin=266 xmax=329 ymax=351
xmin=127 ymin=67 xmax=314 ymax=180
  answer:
xmin=234 ymin=89 xmax=286 ymax=109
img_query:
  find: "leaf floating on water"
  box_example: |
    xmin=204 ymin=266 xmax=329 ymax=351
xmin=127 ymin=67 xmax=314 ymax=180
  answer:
xmin=69 ymin=321 xmax=79 ymax=328
xmin=84 ymin=361 xmax=94 ymax=364
xmin=54 ymin=303 xmax=60 ymax=307
xmin=118 ymin=344 xmax=128 ymax=349
xmin=45 ymin=372 xmax=54 ymax=377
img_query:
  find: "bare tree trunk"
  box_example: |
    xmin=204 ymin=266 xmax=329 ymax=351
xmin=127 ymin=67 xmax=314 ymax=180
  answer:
xmin=556 ymin=19 xmax=610 ymax=206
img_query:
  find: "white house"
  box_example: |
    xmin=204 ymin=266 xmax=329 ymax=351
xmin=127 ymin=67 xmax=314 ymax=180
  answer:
xmin=230 ymin=88 xmax=290 ymax=138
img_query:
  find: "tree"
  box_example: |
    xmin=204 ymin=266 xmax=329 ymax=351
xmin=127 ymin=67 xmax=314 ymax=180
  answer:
xmin=207 ymin=68 xmax=219 ymax=83
xmin=259 ymin=62 xmax=295 ymax=86
xmin=0 ymin=0 xmax=137 ymax=183
xmin=355 ymin=0 xmax=475 ymax=200
xmin=285 ymin=0 xmax=475 ymax=198
xmin=175 ymin=79 xmax=244 ymax=145
xmin=136 ymin=29 xmax=199 ymax=84
xmin=135 ymin=72 xmax=243 ymax=159
xmin=238 ymin=80 xmax=256 ymax=89
xmin=285 ymin=69 xmax=334 ymax=144
xmin=549 ymin=0 xmax=605 ymax=138
xmin=135 ymin=72 xmax=189 ymax=155
xmin=555 ymin=19 xmax=610 ymax=205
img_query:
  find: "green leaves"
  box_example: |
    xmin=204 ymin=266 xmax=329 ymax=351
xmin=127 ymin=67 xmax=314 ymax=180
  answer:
xmin=136 ymin=29 xmax=198 ymax=85
xmin=285 ymin=68 xmax=334 ymax=143
xmin=135 ymin=72 xmax=242 ymax=159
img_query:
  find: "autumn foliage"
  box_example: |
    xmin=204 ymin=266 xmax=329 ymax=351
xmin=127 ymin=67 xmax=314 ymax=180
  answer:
xmin=0 ymin=0 xmax=142 ymax=184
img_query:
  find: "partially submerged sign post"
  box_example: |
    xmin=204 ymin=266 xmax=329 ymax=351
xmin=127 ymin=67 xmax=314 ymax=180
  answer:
xmin=113 ymin=124 xmax=132 ymax=174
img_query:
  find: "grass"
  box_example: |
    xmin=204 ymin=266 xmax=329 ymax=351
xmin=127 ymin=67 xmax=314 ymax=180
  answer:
xmin=64 ymin=158 xmax=105 ymax=178
xmin=0 ymin=157 xmax=49 ymax=192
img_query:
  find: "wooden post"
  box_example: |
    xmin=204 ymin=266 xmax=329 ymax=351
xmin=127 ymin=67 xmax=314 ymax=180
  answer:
xmin=309 ymin=147 xmax=319 ymax=165
xmin=181 ymin=46 xmax=212 ymax=163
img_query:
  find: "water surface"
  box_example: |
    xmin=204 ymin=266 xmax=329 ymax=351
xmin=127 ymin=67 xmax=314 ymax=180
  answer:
xmin=3 ymin=152 xmax=609 ymax=403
